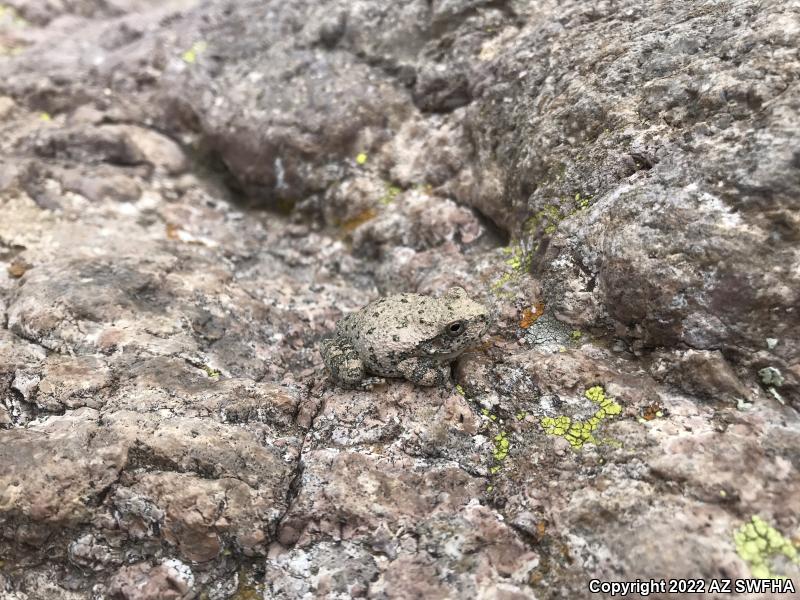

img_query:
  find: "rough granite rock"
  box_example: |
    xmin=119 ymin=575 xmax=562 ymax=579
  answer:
xmin=0 ymin=0 xmax=798 ymax=598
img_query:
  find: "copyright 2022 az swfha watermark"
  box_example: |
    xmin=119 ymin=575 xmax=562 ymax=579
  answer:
xmin=589 ymin=578 xmax=797 ymax=596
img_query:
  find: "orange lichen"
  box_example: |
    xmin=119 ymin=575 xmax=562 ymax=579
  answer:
xmin=640 ymin=403 xmax=666 ymax=421
xmin=165 ymin=223 xmax=181 ymax=240
xmin=472 ymin=337 xmax=498 ymax=352
xmin=7 ymin=260 xmax=29 ymax=278
xmin=519 ymin=301 xmax=545 ymax=328
xmin=339 ymin=208 xmax=378 ymax=234
xmin=537 ymin=521 xmax=546 ymax=538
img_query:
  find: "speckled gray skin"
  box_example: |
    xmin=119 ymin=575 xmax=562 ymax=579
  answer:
xmin=321 ymin=287 xmax=490 ymax=388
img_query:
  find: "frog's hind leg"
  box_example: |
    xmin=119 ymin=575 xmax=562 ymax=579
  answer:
xmin=320 ymin=338 xmax=366 ymax=389
xmin=397 ymin=357 xmax=451 ymax=387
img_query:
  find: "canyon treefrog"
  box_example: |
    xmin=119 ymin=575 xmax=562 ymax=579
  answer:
xmin=320 ymin=287 xmax=490 ymax=388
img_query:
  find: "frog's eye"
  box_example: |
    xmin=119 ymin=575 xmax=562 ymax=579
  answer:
xmin=446 ymin=321 xmax=465 ymax=337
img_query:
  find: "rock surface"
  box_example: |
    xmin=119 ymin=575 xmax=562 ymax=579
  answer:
xmin=0 ymin=0 xmax=798 ymax=598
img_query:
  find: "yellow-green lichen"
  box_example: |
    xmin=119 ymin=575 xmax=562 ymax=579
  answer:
xmin=414 ymin=182 xmax=434 ymax=195
xmin=540 ymin=386 xmax=622 ymax=449
xmin=541 ymin=415 xmax=571 ymax=436
xmin=502 ymin=245 xmax=528 ymax=269
xmin=0 ymin=4 xmax=28 ymax=27
xmin=491 ymin=243 xmax=533 ymax=297
xmin=524 ymin=194 xmax=593 ymax=240
xmin=480 ymin=407 xmax=499 ymax=422
xmin=734 ymin=516 xmax=799 ymax=579
xmin=0 ymin=43 xmax=23 ymax=56
xmin=202 ymin=365 xmax=221 ymax=379
xmin=380 ymin=184 xmax=401 ymax=205
xmin=493 ymin=431 xmax=510 ymax=461
xmin=491 ymin=271 xmax=514 ymax=294
xmin=355 ymin=152 xmax=368 ymax=165
xmin=574 ymin=192 xmax=591 ymax=209
xmin=455 ymin=384 xmax=465 ymax=396
xmin=181 ymin=41 xmax=207 ymax=64
xmin=524 ymin=204 xmax=562 ymax=237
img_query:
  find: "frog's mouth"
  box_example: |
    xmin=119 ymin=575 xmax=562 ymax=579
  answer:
xmin=425 ymin=348 xmax=464 ymax=360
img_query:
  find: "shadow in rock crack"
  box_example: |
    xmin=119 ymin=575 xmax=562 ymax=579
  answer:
xmin=469 ymin=202 xmax=511 ymax=249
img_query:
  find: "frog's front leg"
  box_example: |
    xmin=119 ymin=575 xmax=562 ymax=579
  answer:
xmin=397 ymin=357 xmax=451 ymax=387
xmin=320 ymin=338 xmax=367 ymax=389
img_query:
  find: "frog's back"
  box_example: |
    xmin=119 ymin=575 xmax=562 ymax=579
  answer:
xmin=335 ymin=293 xmax=441 ymax=374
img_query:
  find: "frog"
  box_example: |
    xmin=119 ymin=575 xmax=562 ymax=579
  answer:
xmin=320 ymin=287 xmax=490 ymax=388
